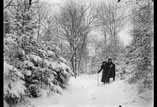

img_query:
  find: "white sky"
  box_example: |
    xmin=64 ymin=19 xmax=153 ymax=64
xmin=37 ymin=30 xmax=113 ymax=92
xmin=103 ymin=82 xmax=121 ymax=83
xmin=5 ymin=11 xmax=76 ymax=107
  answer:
xmin=118 ymin=29 xmax=133 ymax=46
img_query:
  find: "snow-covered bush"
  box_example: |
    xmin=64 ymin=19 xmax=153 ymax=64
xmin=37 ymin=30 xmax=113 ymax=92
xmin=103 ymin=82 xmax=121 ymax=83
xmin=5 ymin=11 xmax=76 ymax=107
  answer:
xmin=4 ymin=36 xmax=73 ymax=105
xmin=4 ymin=62 xmax=26 ymax=105
xmin=21 ymin=49 xmax=73 ymax=97
xmin=4 ymin=1 xmax=73 ymax=106
xmin=126 ymin=0 xmax=153 ymax=90
xmin=43 ymin=59 xmax=73 ymax=88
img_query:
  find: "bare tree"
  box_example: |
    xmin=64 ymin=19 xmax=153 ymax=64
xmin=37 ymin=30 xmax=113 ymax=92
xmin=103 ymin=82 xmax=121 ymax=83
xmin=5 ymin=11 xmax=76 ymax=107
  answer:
xmin=36 ymin=2 xmax=48 ymax=42
xmin=56 ymin=0 xmax=95 ymax=77
xmin=96 ymin=0 xmax=128 ymax=59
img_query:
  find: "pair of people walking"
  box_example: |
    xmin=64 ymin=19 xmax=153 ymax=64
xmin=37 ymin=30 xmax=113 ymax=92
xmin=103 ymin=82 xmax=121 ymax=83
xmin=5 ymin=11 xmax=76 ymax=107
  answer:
xmin=97 ymin=58 xmax=116 ymax=84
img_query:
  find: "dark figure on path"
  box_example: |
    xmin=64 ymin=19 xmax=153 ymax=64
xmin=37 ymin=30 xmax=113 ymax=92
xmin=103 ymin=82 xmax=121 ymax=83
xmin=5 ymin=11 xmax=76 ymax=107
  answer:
xmin=97 ymin=61 xmax=109 ymax=84
xmin=107 ymin=58 xmax=116 ymax=82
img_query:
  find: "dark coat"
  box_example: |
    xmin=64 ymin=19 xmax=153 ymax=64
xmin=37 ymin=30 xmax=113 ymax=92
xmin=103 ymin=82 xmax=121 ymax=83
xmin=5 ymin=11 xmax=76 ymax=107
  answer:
xmin=98 ymin=64 xmax=109 ymax=83
xmin=108 ymin=63 xmax=116 ymax=78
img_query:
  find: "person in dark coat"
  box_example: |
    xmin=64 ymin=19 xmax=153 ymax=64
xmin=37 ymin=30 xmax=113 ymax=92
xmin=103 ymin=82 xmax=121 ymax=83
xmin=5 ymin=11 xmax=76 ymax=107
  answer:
xmin=107 ymin=58 xmax=116 ymax=81
xmin=97 ymin=61 xmax=109 ymax=84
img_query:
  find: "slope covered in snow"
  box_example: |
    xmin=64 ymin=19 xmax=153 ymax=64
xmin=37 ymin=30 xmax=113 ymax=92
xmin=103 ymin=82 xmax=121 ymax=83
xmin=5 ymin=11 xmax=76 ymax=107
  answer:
xmin=30 ymin=74 xmax=153 ymax=107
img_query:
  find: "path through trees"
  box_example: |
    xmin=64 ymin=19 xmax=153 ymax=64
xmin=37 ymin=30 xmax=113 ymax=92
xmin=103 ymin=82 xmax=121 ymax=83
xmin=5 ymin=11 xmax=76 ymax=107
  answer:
xmin=30 ymin=74 xmax=153 ymax=107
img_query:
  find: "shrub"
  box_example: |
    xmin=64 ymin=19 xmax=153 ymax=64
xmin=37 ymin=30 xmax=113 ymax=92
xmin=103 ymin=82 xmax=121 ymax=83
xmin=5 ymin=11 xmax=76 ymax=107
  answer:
xmin=4 ymin=62 xmax=26 ymax=105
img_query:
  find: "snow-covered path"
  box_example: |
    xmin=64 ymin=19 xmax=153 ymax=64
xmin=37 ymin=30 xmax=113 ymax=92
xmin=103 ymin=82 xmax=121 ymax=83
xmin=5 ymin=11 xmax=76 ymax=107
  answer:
xmin=31 ymin=74 xmax=152 ymax=107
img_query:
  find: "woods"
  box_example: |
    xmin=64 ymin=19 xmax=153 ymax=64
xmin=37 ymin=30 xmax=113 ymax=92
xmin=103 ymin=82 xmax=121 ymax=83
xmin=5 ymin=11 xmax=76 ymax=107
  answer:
xmin=126 ymin=0 xmax=153 ymax=89
xmin=4 ymin=0 xmax=153 ymax=107
xmin=4 ymin=0 xmax=73 ymax=106
xmin=95 ymin=0 xmax=127 ymax=60
xmin=55 ymin=0 xmax=95 ymax=77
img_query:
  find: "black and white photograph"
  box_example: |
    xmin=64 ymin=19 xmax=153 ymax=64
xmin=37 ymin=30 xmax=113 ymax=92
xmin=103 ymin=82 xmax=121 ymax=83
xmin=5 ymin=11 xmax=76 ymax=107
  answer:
xmin=4 ymin=0 xmax=154 ymax=107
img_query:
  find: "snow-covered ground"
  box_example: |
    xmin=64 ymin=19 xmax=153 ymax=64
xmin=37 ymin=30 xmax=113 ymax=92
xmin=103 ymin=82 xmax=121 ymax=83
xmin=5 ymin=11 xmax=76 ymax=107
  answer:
xmin=30 ymin=74 xmax=153 ymax=107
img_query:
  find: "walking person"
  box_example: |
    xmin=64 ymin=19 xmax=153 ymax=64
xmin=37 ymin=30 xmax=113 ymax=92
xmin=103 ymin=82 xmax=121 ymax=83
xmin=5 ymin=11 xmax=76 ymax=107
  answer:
xmin=97 ymin=61 xmax=109 ymax=84
xmin=107 ymin=58 xmax=116 ymax=82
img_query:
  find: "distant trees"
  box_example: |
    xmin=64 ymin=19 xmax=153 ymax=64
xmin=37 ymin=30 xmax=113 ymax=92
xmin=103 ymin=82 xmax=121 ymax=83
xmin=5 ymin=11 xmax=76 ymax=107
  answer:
xmin=96 ymin=0 xmax=128 ymax=60
xmin=87 ymin=37 xmax=104 ymax=74
xmin=56 ymin=0 xmax=95 ymax=77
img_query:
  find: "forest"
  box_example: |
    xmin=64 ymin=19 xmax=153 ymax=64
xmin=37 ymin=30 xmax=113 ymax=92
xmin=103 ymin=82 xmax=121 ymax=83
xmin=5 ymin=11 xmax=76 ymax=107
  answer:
xmin=4 ymin=0 xmax=153 ymax=107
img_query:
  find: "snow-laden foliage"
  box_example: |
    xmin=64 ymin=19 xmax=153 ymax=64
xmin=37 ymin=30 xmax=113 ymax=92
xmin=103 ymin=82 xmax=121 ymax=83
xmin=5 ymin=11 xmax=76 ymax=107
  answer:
xmin=4 ymin=37 xmax=73 ymax=105
xmin=4 ymin=1 xmax=73 ymax=106
xmin=126 ymin=0 xmax=153 ymax=90
xmin=4 ymin=62 xmax=26 ymax=105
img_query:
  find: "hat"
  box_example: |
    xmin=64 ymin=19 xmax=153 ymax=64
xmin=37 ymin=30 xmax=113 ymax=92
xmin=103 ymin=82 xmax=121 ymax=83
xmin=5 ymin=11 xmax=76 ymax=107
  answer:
xmin=102 ymin=61 xmax=107 ymax=64
xmin=108 ymin=58 xmax=112 ymax=60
